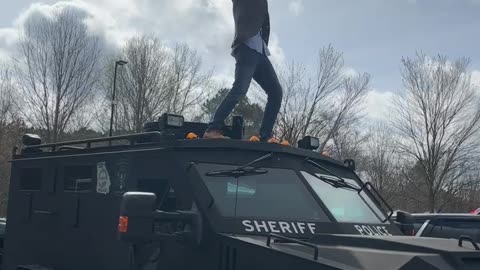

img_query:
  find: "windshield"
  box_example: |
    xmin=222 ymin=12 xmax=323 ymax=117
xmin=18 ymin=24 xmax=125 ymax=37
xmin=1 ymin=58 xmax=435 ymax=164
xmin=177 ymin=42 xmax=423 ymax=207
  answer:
xmin=301 ymin=172 xmax=387 ymax=224
xmin=197 ymin=163 xmax=329 ymax=221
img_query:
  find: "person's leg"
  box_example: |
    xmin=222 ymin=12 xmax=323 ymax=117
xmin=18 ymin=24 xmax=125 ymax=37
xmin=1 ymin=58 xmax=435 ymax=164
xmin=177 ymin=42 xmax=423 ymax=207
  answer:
xmin=205 ymin=45 xmax=260 ymax=138
xmin=253 ymin=55 xmax=283 ymax=141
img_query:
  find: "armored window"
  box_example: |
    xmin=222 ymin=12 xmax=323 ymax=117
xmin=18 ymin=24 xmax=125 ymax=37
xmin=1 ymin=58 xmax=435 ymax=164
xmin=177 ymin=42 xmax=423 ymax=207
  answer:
xmin=197 ymin=163 xmax=329 ymax=221
xmin=302 ymin=171 xmax=387 ymax=224
xmin=64 ymin=165 xmax=93 ymax=192
xmin=19 ymin=168 xmax=43 ymax=191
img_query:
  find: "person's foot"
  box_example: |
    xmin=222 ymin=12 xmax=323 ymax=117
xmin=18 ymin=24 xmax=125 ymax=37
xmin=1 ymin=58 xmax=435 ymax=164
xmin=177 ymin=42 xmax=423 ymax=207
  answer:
xmin=249 ymin=135 xmax=277 ymax=143
xmin=203 ymin=129 xmax=230 ymax=139
xmin=253 ymin=135 xmax=283 ymax=144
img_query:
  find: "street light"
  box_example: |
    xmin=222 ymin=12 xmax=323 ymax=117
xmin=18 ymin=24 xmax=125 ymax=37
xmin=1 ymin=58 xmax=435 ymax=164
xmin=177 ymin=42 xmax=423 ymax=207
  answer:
xmin=109 ymin=60 xmax=128 ymax=137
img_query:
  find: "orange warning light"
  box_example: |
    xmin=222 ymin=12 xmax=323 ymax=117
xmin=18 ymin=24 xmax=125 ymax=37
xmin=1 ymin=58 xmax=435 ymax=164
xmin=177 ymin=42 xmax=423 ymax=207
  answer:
xmin=118 ymin=216 xmax=128 ymax=233
xmin=249 ymin=136 xmax=260 ymax=142
xmin=186 ymin=133 xmax=198 ymax=140
xmin=280 ymin=140 xmax=290 ymax=146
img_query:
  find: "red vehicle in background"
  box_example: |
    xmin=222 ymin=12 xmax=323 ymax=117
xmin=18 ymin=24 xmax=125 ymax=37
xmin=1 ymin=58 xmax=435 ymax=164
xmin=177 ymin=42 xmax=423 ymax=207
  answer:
xmin=469 ymin=208 xmax=480 ymax=215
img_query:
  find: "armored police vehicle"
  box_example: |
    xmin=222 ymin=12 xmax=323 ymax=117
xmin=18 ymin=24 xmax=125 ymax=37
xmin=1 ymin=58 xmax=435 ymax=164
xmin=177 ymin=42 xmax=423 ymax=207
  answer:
xmin=3 ymin=114 xmax=480 ymax=270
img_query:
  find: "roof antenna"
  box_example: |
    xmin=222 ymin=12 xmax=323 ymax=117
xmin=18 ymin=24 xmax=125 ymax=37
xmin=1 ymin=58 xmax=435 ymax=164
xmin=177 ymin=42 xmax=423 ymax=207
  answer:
xmin=109 ymin=60 xmax=128 ymax=139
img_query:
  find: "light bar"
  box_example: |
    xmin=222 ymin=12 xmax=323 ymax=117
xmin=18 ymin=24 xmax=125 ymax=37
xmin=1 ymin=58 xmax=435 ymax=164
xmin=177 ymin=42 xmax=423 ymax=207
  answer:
xmin=298 ymin=136 xmax=320 ymax=150
xmin=22 ymin=134 xmax=42 ymax=146
xmin=160 ymin=113 xmax=184 ymax=128
xmin=344 ymin=159 xmax=356 ymax=171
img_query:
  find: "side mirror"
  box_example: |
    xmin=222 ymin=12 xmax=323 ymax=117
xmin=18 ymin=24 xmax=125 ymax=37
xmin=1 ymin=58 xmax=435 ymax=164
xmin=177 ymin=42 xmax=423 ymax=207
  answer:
xmin=395 ymin=210 xmax=415 ymax=236
xmin=118 ymin=192 xmax=202 ymax=245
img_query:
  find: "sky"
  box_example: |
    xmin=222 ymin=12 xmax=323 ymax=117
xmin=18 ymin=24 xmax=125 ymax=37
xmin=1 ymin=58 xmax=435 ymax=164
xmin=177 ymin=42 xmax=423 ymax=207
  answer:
xmin=1 ymin=0 xmax=480 ymax=120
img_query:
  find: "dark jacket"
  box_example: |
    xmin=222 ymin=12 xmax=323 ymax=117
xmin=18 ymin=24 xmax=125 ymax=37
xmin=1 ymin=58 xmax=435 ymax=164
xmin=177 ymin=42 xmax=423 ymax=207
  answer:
xmin=231 ymin=0 xmax=270 ymax=49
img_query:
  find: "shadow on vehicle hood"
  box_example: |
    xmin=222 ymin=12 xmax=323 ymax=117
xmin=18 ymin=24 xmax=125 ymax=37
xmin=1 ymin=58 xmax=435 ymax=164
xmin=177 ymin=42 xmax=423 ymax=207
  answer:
xmin=226 ymin=233 xmax=480 ymax=270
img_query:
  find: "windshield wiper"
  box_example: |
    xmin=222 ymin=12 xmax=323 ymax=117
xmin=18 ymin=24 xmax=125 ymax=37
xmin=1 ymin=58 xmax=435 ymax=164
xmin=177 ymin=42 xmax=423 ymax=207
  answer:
xmin=304 ymin=158 xmax=361 ymax=191
xmin=305 ymin=158 xmax=393 ymax=223
xmin=206 ymin=152 xmax=274 ymax=177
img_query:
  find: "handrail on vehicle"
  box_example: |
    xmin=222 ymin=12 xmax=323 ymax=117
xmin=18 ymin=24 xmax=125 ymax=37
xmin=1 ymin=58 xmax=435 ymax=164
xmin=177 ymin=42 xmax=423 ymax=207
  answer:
xmin=458 ymin=235 xmax=480 ymax=250
xmin=267 ymin=233 xmax=319 ymax=261
xmin=23 ymin=132 xmax=164 ymax=152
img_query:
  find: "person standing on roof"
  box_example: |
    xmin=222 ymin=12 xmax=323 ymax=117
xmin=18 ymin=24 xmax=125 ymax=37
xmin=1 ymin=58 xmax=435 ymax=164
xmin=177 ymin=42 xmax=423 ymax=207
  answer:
xmin=203 ymin=0 xmax=283 ymax=142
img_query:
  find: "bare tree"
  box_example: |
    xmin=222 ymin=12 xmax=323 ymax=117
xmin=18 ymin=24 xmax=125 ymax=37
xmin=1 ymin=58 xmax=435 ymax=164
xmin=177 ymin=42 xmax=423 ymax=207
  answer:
xmin=301 ymin=45 xmax=344 ymax=138
xmin=0 ymin=66 xmax=16 ymax=141
xmin=99 ymin=39 xmax=212 ymax=134
xmin=0 ymin=64 xmax=15 ymax=158
xmin=276 ymin=45 xmax=370 ymax=149
xmin=277 ymin=45 xmax=344 ymax=144
xmin=15 ymin=9 xmax=102 ymax=142
xmin=361 ymin=123 xmax=404 ymax=203
xmin=328 ymin=127 xmax=368 ymax=162
xmin=392 ymin=53 xmax=480 ymax=212
xmin=106 ymin=36 xmax=171 ymax=133
xmin=0 ymin=64 xmax=23 ymax=216
xmin=276 ymin=61 xmax=311 ymax=143
xmin=164 ymin=43 xmax=212 ymax=116
xmin=447 ymin=169 xmax=480 ymax=212
xmin=319 ymin=73 xmax=370 ymax=151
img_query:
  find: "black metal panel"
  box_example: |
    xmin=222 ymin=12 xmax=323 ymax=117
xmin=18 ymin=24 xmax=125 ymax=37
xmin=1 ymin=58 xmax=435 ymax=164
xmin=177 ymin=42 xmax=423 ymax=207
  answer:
xmin=21 ymin=193 xmax=33 ymax=223
xmin=4 ymin=137 xmax=480 ymax=270
xmin=64 ymin=196 xmax=80 ymax=227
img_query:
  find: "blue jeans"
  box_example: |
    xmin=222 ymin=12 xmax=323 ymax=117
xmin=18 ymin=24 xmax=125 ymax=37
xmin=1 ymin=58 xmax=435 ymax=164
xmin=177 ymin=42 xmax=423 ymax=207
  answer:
xmin=207 ymin=44 xmax=283 ymax=141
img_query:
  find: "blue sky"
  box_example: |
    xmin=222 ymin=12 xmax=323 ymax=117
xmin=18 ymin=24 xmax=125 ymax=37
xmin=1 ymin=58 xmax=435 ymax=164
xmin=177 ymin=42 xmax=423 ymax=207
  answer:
xmin=1 ymin=0 xmax=479 ymax=118
xmin=271 ymin=0 xmax=480 ymax=91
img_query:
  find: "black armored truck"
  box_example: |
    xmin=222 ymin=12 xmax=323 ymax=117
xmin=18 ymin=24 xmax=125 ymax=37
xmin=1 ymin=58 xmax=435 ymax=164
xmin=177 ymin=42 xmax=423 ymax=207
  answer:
xmin=3 ymin=114 xmax=480 ymax=270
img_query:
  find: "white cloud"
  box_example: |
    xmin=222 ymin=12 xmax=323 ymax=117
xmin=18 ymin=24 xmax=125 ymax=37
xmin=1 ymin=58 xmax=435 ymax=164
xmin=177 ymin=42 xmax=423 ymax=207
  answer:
xmin=365 ymin=89 xmax=394 ymax=120
xmin=0 ymin=28 xmax=18 ymax=63
xmin=0 ymin=1 xmax=131 ymax=58
xmin=0 ymin=28 xmax=17 ymax=45
xmin=472 ymin=70 xmax=480 ymax=86
xmin=83 ymin=0 xmax=140 ymax=18
xmin=472 ymin=70 xmax=480 ymax=94
xmin=0 ymin=0 xmax=286 ymax=93
xmin=0 ymin=50 xmax=8 ymax=63
xmin=342 ymin=67 xmax=359 ymax=78
xmin=0 ymin=0 xmax=235 ymax=65
xmin=268 ymin=33 xmax=286 ymax=67
xmin=289 ymin=0 xmax=304 ymax=16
